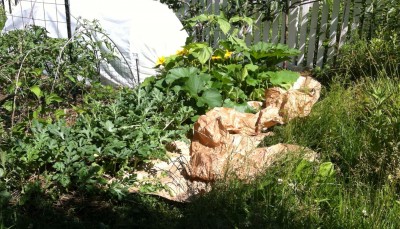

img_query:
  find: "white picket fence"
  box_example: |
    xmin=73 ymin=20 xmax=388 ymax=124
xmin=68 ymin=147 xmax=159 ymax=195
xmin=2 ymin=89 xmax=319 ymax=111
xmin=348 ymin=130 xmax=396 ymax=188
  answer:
xmin=175 ymin=0 xmax=374 ymax=69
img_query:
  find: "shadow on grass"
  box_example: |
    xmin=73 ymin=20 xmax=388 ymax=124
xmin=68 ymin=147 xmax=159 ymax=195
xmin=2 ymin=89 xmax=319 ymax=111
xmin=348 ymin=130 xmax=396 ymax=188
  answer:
xmin=1 ymin=191 xmax=184 ymax=229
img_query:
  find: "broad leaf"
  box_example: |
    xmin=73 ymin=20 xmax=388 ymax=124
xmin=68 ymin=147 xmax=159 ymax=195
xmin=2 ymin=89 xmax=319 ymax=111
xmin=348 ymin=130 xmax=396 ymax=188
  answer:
xmin=241 ymin=66 xmax=249 ymax=82
xmin=103 ymin=120 xmax=115 ymax=133
xmin=45 ymin=93 xmax=63 ymax=105
xmin=185 ymin=74 xmax=204 ymax=96
xmin=201 ymin=88 xmax=222 ymax=108
xmin=197 ymin=46 xmax=213 ymax=64
xmin=165 ymin=67 xmax=199 ymax=84
xmin=318 ymin=162 xmax=335 ymax=178
xmin=217 ymin=18 xmax=231 ymax=34
xmin=245 ymin=64 xmax=259 ymax=72
xmin=249 ymin=42 xmax=300 ymax=60
xmin=30 ymin=85 xmax=42 ymax=99
xmin=269 ymin=70 xmax=300 ymax=86
xmin=188 ymin=14 xmax=209 ymax=22
xmin=223 ymin=99 xmax=255 ymax=113
xmin=228 ymin=36 xmax=248 ymax=50
xmin=184 ymin=42 xmax=209 ymax=50
xmin=246 ymin=77 xmax=258 ymax=86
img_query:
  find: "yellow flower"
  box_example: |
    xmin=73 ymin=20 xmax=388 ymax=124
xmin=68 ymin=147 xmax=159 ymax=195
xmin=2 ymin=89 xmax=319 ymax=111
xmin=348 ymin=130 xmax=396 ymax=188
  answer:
xmin=224 ymin=50 xmax=233 ymax=59
xmin=211 ymin=55 xmax=222 ymax=60
xmin=156 ymin=56 xmax=166 ymax=66
xmin=176 ymin=48 xmax=188 ymax=56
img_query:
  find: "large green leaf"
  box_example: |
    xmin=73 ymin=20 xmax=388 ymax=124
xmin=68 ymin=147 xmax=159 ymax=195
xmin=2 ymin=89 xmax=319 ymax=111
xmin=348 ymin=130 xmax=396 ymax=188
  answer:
xmin=245 ymin=64 xmax=259 ymax=72
xmin=229 ymin=16 xmax=253 ymax=26
xmin=228 ymin=36 xmax=249 ymax=50
xmin=184 ymin=42 xmax=209 ymax=50
xmin=201 ymin=88 xmax=222 ymax=108
xmin=188 ymin=14 xmax=209 ymax=22
xmin=165 ymin=67 xmax=199 ymax=84
xmin=268 ymin=70 xmax=300 ymax=87
xmin=217 ymin=18 xmax=231 ymax=35
xmin=197 ymin=46 xmax=213 ymax=64
xmin=245 ymin=76 xmax=258 ymax=86
xmin=30 ymin=85 xmax=42 ymax=99
xmin=249 ymin=42 xmax=300 ymax=60
xmin=45 ymin=93 xmax=63 ymax=105
xmin=224 ymin=64 xmax=243 ymax=73
xmin=318 ymin=162 xmax=335 ymax=178
xmin=185 ymin=74 xmax=204 ymax=96
xmin=223 ymin=99 xmax=255 ymax=113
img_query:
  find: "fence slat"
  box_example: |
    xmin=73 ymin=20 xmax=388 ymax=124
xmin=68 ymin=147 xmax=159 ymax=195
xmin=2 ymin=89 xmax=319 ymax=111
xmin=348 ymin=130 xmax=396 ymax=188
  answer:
xmin=213 ymin=0 xmax=220 ymax=46
xmin=280 ymin=10 xmax=286 ymax=45
xmin=316 ymin=1 xmax=330 ymax=67
xmin=262 ymin=18 xmax=271 ymax=43
xmin=338 ymin=0 xmax=351 ymax=49
xmin=360 ymin=0 xmax=372 ymax=39
xmin=351 ymin=0 xmax=362 ymax=38
xmin=253 ymin=13 xmax=262 ymax=44
xmin=287 ymin=0 xmax=299 ymax=49
xmin=297 ymin=2 xmax=311 ymax=66
xmin=271 ymin=12 xmax=280 ymax=44
xmin=327 ymin=0 xmax=341 ymax=62
xmin=306 ymin=1 xmax=320 ymax=68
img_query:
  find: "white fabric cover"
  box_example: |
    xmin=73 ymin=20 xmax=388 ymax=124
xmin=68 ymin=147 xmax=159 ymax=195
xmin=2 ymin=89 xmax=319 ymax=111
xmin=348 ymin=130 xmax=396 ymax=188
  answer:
xmin=2 ymin=0 xmax=188 ymax=86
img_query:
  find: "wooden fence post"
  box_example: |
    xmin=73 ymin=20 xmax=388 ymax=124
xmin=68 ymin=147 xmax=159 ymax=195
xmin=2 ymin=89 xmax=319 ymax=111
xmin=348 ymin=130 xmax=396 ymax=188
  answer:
xmin=306 ymin=1 xmax=320 ymax=68
xmin=316 ymin=1 xmax=330 ymax=67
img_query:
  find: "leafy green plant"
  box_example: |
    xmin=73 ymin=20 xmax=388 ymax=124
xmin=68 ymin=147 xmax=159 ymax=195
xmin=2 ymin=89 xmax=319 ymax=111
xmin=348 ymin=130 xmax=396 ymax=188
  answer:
xmin=145 ymin=14 xmax=300 ymax=117
xmin=0 ymin=22 xmax=114 ymax=129
xmin=0 ymin=22 xmax=194 ymax=204
xmin=1 ymin=85 xmax=194 ymax=201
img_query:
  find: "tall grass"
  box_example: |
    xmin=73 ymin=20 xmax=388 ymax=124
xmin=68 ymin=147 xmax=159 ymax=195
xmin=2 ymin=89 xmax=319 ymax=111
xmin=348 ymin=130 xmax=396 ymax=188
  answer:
xmin=180 ymin=76 xmax=400 ymax=228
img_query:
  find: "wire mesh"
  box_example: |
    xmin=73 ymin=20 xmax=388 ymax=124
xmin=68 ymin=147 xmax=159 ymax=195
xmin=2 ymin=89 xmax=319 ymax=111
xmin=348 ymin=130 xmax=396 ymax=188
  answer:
xmin=2 ymin=0 xmax=71 ymax=39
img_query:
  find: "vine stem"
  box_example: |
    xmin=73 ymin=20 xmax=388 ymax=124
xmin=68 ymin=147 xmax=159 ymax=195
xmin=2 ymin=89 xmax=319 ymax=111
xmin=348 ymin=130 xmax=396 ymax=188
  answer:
xmin=11 ymin=49 xmax=36 ymax=130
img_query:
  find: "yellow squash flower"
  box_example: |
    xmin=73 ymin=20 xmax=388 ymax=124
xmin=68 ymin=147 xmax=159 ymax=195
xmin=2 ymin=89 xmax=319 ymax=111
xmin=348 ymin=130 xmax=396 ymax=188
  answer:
xmin=211 ymin=55 xmax=222 ymax=60
xmin=176 ymin=48 xmax=188 ymax=56
xmin=224 ymin=50 xmax=233 ymax=59
xmin=156 ymin=56 xmax=166 ymax=66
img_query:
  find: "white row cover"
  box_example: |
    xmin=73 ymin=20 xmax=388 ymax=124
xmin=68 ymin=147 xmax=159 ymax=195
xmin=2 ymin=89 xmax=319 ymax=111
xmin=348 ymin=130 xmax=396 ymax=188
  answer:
xmin=2 ymin=0 xmax=188 ymax=86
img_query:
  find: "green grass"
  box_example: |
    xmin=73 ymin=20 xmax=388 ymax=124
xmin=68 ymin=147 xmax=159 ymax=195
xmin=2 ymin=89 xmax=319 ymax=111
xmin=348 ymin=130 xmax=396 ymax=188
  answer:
xmin=180 ymin=76 xmax=400 ymax=228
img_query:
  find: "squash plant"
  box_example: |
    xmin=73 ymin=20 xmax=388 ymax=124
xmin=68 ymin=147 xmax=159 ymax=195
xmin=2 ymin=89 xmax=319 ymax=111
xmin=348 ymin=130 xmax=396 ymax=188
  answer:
xmin=143 ymin=13 xmax=300 ymax=117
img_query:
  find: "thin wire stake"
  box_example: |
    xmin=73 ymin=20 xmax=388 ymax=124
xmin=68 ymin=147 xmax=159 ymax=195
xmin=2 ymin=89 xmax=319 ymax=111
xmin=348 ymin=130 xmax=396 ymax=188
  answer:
xmin=133 ymin=53 xmax=140 ymax=85
xmin=64 ymin=0 xmax=73 ymax=62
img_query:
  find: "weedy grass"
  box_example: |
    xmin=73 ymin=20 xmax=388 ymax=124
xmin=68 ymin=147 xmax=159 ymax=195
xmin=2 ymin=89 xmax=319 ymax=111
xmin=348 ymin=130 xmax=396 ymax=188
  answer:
xmin=180 ymin=76 xmax=400 ymax=229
